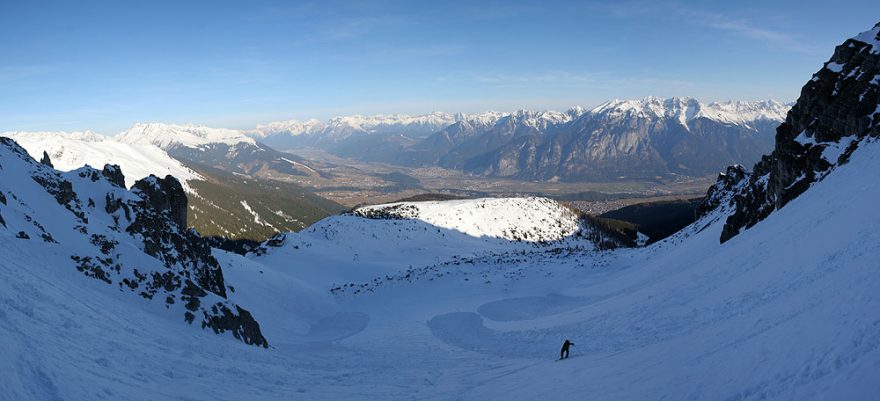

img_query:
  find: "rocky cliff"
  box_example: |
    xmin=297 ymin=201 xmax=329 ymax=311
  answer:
xmin=701 ymin=22 xmax=880 ymax=243
xmin=0 ymin=137 xmax=268 ymax=347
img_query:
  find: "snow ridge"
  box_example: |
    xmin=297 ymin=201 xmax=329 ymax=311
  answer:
xmin=352 ymin=197 xmax=581 ymax=242
xmin=251 ymin=98 xmax=787 ymax=139
xmin=589 ymin=97 xmax=790 ymax=128
xmin=1 ymin=130 xmax=202 ymax=189
xmin=116 ymin=122 xmax=256 ymax=150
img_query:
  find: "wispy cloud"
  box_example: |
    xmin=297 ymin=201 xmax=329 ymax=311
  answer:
xmin=437 ymin=70 xmax=701 ymax=91
xmin=682 ymin=9 xmax=817 ymax=54
xmin=591 ymin=0 xmax=816 ymax=54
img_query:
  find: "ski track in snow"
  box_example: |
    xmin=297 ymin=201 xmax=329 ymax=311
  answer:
xmin=2 ymin=142 xmax=880 ymax=399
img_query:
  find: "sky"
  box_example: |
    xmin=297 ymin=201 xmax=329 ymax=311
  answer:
xmin=0 ymin=0 xmax=877 ymax=134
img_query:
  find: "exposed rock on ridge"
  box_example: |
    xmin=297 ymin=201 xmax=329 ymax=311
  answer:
xmin=700 ymin=22 xmax=880 ymax=243
xmin=0 ymin=138 xmax=268 ymax=347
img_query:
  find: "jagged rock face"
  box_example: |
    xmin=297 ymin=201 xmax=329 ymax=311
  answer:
xmin=30 ymin=165 xmax=87 ymax=224
xmin=698 ymin=165 xmax=748 ymax=216
xmin=39 ymin=150 xmax=53 ymax=168
xmin=101 ymin=164 xmax=126 ymax=188
xmin=128 ymin=175 xmax=226 ymax=297
xmin=132 ymin=175 xmax=188 ymax=228
xmin=0 ymin=138 xmax=268 ymax=347
xmin=714 ymin=22 xmax=880 ymax=243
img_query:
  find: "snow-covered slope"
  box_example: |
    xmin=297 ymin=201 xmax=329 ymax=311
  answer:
xmin=0 ymin=137 xmax=267 ymax=350
xmin=353 ymin=197 xmax=580 ymax=242
xmin=713 ymin=21 xmax=880 ymax=242
xmin=1 ymin=130 xmax=202 ymax=188
xmin=2 ymin=23 xmax=878 ymax=401
xmin=3 ymin=136 xmax=878 ymax=400
xmin=451 ymin=136 xmax=880 ymax=400
xmin=116 ymin=123 xmax=256 ymax=149
xmin=246 ymin=196 xmax=607 ymax=293
xmin=0 ymin=130 xmax=342 ymax=240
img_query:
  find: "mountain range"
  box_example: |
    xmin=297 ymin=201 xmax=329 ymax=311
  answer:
xmin=2 ymin=128 xmax=344 ymax=241
xmin=249 ymin=98 xmax=790 ymax=181
xmin=2 ymin=97 xmax=789 ymax=240
xmin=0 ymin=20 xmax=879 ymax=401
xmin=4 ymin=98 xmax=790 ymax=187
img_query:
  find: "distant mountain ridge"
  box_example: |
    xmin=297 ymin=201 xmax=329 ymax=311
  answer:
xmin=37 ymin=97 xmax=788 ymax=184
xmin=1 ymin=130 xmax=203 ymax=189
xmin=116 ymin=122 xmax=257 ymax=149
xmin=249 ymin=97 xmax=790 ymax=181
xmin=250 ymin=98 xmax=787 ymax=140
xmin=3 ymin=129 xmax=344 ymax=241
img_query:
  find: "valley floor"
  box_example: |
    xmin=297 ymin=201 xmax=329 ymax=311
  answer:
xmin=3 ymin=143 xmax=880 ymax=400
xmin=276 ymin=147 xmax=715 ymax=208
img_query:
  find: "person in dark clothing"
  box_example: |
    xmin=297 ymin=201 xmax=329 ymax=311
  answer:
xmin=560 ymin=339 xmax=575 ymax=359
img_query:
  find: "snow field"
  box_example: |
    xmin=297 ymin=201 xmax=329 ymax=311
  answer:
xmin=2 ymin=141 xmax=880 ymax=399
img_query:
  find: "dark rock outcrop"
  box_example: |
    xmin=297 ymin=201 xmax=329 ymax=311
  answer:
xmin=201 ymin=303 xmax=268 ymax=347
xmin=0 ymin=138 xmax=269 ymax=347
xmin=698 ymin=165 xmax=748 ymax=216
xmin=101 ymin=164 xmax=126 ymax=188
xmin=129 ymin=175 xmax=223 ymax=297
xmin=31 ymin=171 xmax=87 ymax=223
xmin=707 ymin=22 xmax=880 ymax=243
xmin=0 ymin=191 xmax=5 ymax=227
xmin=249 ymin=233 xmax=287 ymax=256
xmin=39 ymin=151 xmax=53 ymax=168
xmin=131 ymin=175 xmax=188 ymax=228
xmin=124 ymin=174 xmax=269 ymax=347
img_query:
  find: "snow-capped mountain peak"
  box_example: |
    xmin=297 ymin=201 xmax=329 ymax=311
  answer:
xmin=324 ymin=111 xmax=456 ymax=130
xmin=459 ymin=111 xmax=509 ymax=127
xmin=250 ymin=112 xmax=461 ymax=140
xmin=697 ymin=99 xmax=791 ymax=126
xmin=0 ymin=130 xmax=202 ymax=189
xmin=116 ymin=122 xmax=256 ymax=150
xmin=589 ymin=96 xmax=789 ymax=128
xmin=251 ymin=118 xmax=326 ymax=138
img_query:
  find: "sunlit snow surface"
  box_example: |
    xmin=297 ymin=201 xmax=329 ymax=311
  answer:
xmin=353 ymin=196 xmax=581 ymax=241
xmin=1 ymin=130 xmax=202 ymax=189
xmin=2 ymin=139 xmax=880 ymax=400
xmin=250 ymin=99 xmax=787 ymax=139
xmin=115 ymin=122 xmax=256 ymax=149
xmin=589 ymin=96 xmax=790 ymax=128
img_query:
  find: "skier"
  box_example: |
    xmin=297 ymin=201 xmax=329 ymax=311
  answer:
xmin=560 ymin=339 xmax=575 ymax=360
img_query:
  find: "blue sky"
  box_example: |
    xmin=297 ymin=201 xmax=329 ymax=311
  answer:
xmin=0 ymin=0 xmax=876 ymax=133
